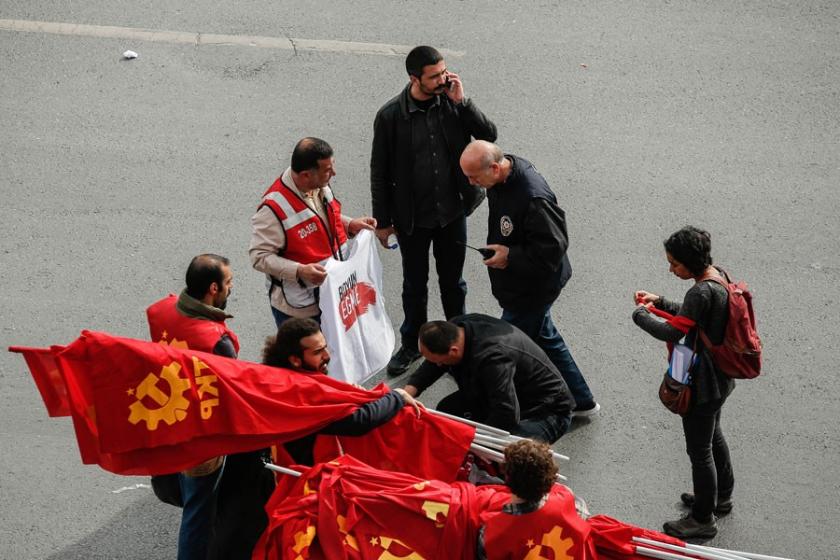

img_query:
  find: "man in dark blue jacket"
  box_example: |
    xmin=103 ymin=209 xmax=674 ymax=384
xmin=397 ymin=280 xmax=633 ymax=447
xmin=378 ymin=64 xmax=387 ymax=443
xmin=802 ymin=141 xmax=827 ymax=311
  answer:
xmin=370 ymin=45 xmax=497 ymax=376
xmin=459 ymin=141 xmax=599 ymax=417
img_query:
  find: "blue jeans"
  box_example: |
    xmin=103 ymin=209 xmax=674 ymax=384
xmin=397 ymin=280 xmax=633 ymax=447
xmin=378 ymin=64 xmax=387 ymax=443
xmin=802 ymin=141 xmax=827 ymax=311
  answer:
xmin=501 ymin=305 xmax=595 ymax=409
xmin=177 ymin=462 xmax=224 ymax=560
xmin=270 ymin=305 xmax=320 ymax=329
xmin=515 ymin=412 xmax=572 ymax=443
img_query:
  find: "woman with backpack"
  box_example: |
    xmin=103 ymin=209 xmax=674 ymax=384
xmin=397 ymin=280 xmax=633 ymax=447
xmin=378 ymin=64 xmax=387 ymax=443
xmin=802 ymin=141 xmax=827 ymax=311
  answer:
xmin=632 ymin=225 xmax=735 ymax=539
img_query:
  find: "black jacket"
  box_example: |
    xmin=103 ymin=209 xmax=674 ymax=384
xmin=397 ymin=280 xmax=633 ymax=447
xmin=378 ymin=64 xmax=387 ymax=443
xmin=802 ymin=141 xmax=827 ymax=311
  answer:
xmin=406 ymin=314 xmax=575 ymax=431
xmin=370 ymin=84 xmax=497 ymax=234
xmin=486 ymin=156 xmax=572 ymax=311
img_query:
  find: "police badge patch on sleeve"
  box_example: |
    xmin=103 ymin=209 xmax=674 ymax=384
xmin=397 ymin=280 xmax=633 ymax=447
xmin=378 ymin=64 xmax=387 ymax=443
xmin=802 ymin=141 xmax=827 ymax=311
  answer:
xmin=500 ymin=216 xmax=514 ymax=237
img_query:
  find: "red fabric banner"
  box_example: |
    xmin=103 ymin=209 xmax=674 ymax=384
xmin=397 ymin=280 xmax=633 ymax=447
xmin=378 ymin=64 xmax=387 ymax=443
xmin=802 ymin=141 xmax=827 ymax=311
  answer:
xmin=258 ymin=456 xmax=513 ymax=560
xmin=587 ymin=514 xmax=685 ymax=559
xmin=312 ymin=406 xmax=476 ymax=482
xmin=9 ymin=345 xmax=70 ymax=417
xmin=10 ymin=331 xmax=393 ymax=475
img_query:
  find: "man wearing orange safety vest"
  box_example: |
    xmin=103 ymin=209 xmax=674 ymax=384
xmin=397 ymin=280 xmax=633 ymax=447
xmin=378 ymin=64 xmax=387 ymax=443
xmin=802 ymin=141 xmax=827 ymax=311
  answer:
xmin=250 ymin=137 xmax=377 ymax=327
xmin=147 ymin=254 xmax=249 ymax=560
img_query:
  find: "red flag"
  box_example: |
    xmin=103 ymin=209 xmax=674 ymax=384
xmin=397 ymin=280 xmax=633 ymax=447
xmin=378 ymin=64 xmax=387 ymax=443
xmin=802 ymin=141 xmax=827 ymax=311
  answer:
xmin=9 ymin=345 xmax=70 ymax=416
xmin=10 ymin=330 xmax=393 ymax=475
xmin=312 ymin=406 xmax=476 ymax=482
xmin=263 ymin=456 xmax=520 ymax=560
xmin=588 ymin=514 xmax=685 ymax=559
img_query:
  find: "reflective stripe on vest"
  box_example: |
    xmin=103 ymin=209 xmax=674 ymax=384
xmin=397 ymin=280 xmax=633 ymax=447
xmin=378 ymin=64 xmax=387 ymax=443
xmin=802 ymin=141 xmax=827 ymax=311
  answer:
xmin=258 ymin=177 xmax=348 ymax=265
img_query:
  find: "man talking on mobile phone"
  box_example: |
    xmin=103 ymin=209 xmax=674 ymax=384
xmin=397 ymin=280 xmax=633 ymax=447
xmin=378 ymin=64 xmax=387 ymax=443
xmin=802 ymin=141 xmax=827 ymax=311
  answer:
xmin=370 ymin=45 xmax=498 ymax=376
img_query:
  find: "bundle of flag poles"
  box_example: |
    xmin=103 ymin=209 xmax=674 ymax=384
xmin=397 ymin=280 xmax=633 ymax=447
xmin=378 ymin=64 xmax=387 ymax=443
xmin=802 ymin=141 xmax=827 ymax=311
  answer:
xmin=631 ymin=536 xmax=795 ymax=560
xmin=426 ymin=408 xmax=570 ymax=481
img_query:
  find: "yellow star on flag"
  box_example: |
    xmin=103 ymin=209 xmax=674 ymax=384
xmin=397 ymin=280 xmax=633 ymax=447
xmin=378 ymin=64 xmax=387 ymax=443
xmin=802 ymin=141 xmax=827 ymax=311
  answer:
xmin=369 ymin=536 xmax=379 ymax=547
xmin=526 ymin=538 xmax=535 ymax=548
xmin=126 ymin=388 xmax=135 ymax=396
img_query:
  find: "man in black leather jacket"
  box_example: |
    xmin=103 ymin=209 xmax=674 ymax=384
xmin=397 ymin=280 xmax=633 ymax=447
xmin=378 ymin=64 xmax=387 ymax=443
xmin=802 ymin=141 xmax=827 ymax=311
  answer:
xmin=370 ymin=45 xmax=497 ymax=376
xmin=403 ymin=314 xmax=574 ymax=443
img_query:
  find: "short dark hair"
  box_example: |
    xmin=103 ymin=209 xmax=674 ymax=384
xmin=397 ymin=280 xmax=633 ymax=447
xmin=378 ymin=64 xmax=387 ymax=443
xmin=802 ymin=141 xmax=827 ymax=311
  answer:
xmin=185 ymin=254 xmax=229 ymax=299
xmin=263 ymin=318 xmax=322 ymax=368
xmin=418 ymin=320 xmax=459 ymax=354
xmin=664 ymin=226 xmax=713 ymax=276
xmin=290 ymin=137 xmax=333 ymax=173
xmin=405 ymin=46 xmax=443 ymax=78
xmin=504 ymin=440 xmax=558 ymax=503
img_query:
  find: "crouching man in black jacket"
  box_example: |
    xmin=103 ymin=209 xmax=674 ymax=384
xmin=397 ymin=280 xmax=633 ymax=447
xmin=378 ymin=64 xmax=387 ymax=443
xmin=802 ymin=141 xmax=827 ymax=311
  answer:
xmin=403 ymin=314 xmax=574 ymax=443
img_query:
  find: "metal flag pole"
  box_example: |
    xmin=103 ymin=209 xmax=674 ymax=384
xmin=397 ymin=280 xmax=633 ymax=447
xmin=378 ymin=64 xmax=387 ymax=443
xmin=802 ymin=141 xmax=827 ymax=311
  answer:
xmin=689 ymin=544 xmax=797 ymax=560
xmin=264 ymin=463 xmax=303 ymax=477
xmin=633 ymin=537 xmax=750 ymax=560
xmin=426 ymin=408 xmax=511 ymax=436
xmin=469 ymin=443 xmax=506 ymax=463
xmin=635 ymin=545 xmax=696 ymax=560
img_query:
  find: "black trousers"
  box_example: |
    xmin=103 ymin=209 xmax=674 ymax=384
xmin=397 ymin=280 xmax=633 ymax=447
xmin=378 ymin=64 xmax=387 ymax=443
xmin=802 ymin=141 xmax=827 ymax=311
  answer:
xmin=396 ymin=216 xmax=467 ymax=350
xmin=682 ymin=404 xmax=735 ymax=522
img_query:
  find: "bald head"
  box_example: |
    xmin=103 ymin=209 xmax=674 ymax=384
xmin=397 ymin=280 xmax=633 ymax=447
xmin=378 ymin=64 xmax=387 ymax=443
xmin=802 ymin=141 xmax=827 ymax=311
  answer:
xmin=460 ymin=140 xmax=508 ymax=189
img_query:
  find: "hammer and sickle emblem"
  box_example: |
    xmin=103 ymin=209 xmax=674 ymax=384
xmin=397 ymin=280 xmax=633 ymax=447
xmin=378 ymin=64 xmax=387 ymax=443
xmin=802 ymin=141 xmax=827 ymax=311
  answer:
xmin=128 ymin=362 xmax=191 ymax=430
xmin=377 ymin=536 xmax=425 ymax=560
xmin=420 ymin=501 xmax=449 ymax=528
xmin=523 ymin=526 xmax=575 ymax=560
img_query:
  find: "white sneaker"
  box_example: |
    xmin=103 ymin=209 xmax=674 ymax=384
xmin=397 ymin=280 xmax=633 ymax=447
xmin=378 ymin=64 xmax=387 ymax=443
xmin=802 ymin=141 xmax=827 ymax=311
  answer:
xmin=572 ymin=402 xmax=600 ymax=418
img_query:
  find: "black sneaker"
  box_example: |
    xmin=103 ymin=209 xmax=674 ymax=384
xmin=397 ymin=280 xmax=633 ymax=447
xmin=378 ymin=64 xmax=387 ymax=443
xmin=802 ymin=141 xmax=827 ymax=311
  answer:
xmin=680 ymin=492 xmax=733 ymax=515
xmin=663 ymin=514 xmax=718 ymax=539
xmin=387 ymin=346 xmax=421 ymax=376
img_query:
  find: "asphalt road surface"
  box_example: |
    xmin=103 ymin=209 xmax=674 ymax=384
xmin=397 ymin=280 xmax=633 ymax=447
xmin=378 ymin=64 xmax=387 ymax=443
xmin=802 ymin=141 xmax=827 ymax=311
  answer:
xmin=1 ymin=2 xmax=838 ymax=558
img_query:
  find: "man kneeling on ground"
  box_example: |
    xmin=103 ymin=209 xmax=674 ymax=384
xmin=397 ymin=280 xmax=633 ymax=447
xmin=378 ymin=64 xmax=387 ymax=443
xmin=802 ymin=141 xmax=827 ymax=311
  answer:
xmin=403 ymin=313 xmax=574 ymax=443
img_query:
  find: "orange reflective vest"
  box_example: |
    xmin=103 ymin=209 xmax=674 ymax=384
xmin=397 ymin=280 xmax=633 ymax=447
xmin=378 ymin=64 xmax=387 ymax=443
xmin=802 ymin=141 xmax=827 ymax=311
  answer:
xmin=259 ymin=177 xmax=348 ymax=264
xmin=146 ymin=294 xmax=240 ymax=355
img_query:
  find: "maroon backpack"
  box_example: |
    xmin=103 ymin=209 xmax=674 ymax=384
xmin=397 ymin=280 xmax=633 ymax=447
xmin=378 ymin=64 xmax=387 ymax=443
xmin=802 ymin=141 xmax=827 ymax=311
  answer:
xmin=698 ymin=269 xmax=762 ymax=379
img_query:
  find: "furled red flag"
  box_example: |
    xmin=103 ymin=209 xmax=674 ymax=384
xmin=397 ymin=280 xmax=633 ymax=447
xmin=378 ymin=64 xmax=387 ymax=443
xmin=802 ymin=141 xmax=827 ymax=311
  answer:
xmin=311 ymin=405 xmax=476 ymax=482
xmin=10 ymin=330 xmax=397 ymax=475
xmin=259 ymin=456 xmax=597 ymax=560
xmin=254 ymin=467 xmax=326 ymax=560
xmin=636 ymin=301 xmax=696 ymax=335
xmin=587 ymin=514 xmax=685 ymax=559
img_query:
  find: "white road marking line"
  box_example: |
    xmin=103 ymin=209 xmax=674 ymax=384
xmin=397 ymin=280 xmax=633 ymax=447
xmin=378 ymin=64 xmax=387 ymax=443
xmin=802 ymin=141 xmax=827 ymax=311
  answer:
xmin=0 ymin=19 xmax=465 ymax=58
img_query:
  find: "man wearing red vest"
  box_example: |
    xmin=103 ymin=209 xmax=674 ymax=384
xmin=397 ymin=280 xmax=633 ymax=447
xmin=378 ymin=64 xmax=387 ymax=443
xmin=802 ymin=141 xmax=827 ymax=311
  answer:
xmin=477 ymin=440 xmax=594 ymax=559
xmin=147 ymin=254 xmax=243 ymax=560
xmin=250 ymin=137 xmax=377 ymax=327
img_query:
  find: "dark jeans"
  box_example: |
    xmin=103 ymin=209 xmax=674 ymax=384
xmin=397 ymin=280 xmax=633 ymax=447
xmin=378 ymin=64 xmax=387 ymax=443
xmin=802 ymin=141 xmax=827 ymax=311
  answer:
xmin=515 ymin=412 xmax=572 ymax=443
xmin=501 ymin=304 xmax=595 ymax=409
xmin=177 ymin=463 xmax=224 ymax=560
xmin=436 ymin=390 xmax=571 ymax=443
xmin=209 ymin=450 xmax=275 ymax=560
xmin=397 ymin=216 xmax=467 ymax=350
xmin=682 ymin=405 xmax=734 ymax=522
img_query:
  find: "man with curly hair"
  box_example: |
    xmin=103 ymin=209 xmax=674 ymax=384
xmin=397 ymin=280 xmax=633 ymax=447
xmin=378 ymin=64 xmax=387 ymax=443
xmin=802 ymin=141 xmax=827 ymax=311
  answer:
xmin=477 ymin=440 xmax=592 ymax=559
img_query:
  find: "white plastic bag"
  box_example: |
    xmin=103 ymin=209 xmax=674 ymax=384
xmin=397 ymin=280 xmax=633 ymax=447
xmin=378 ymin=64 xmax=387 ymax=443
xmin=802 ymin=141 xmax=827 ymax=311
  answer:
xmin=319 ymin=229 xmax=395 ymax=384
